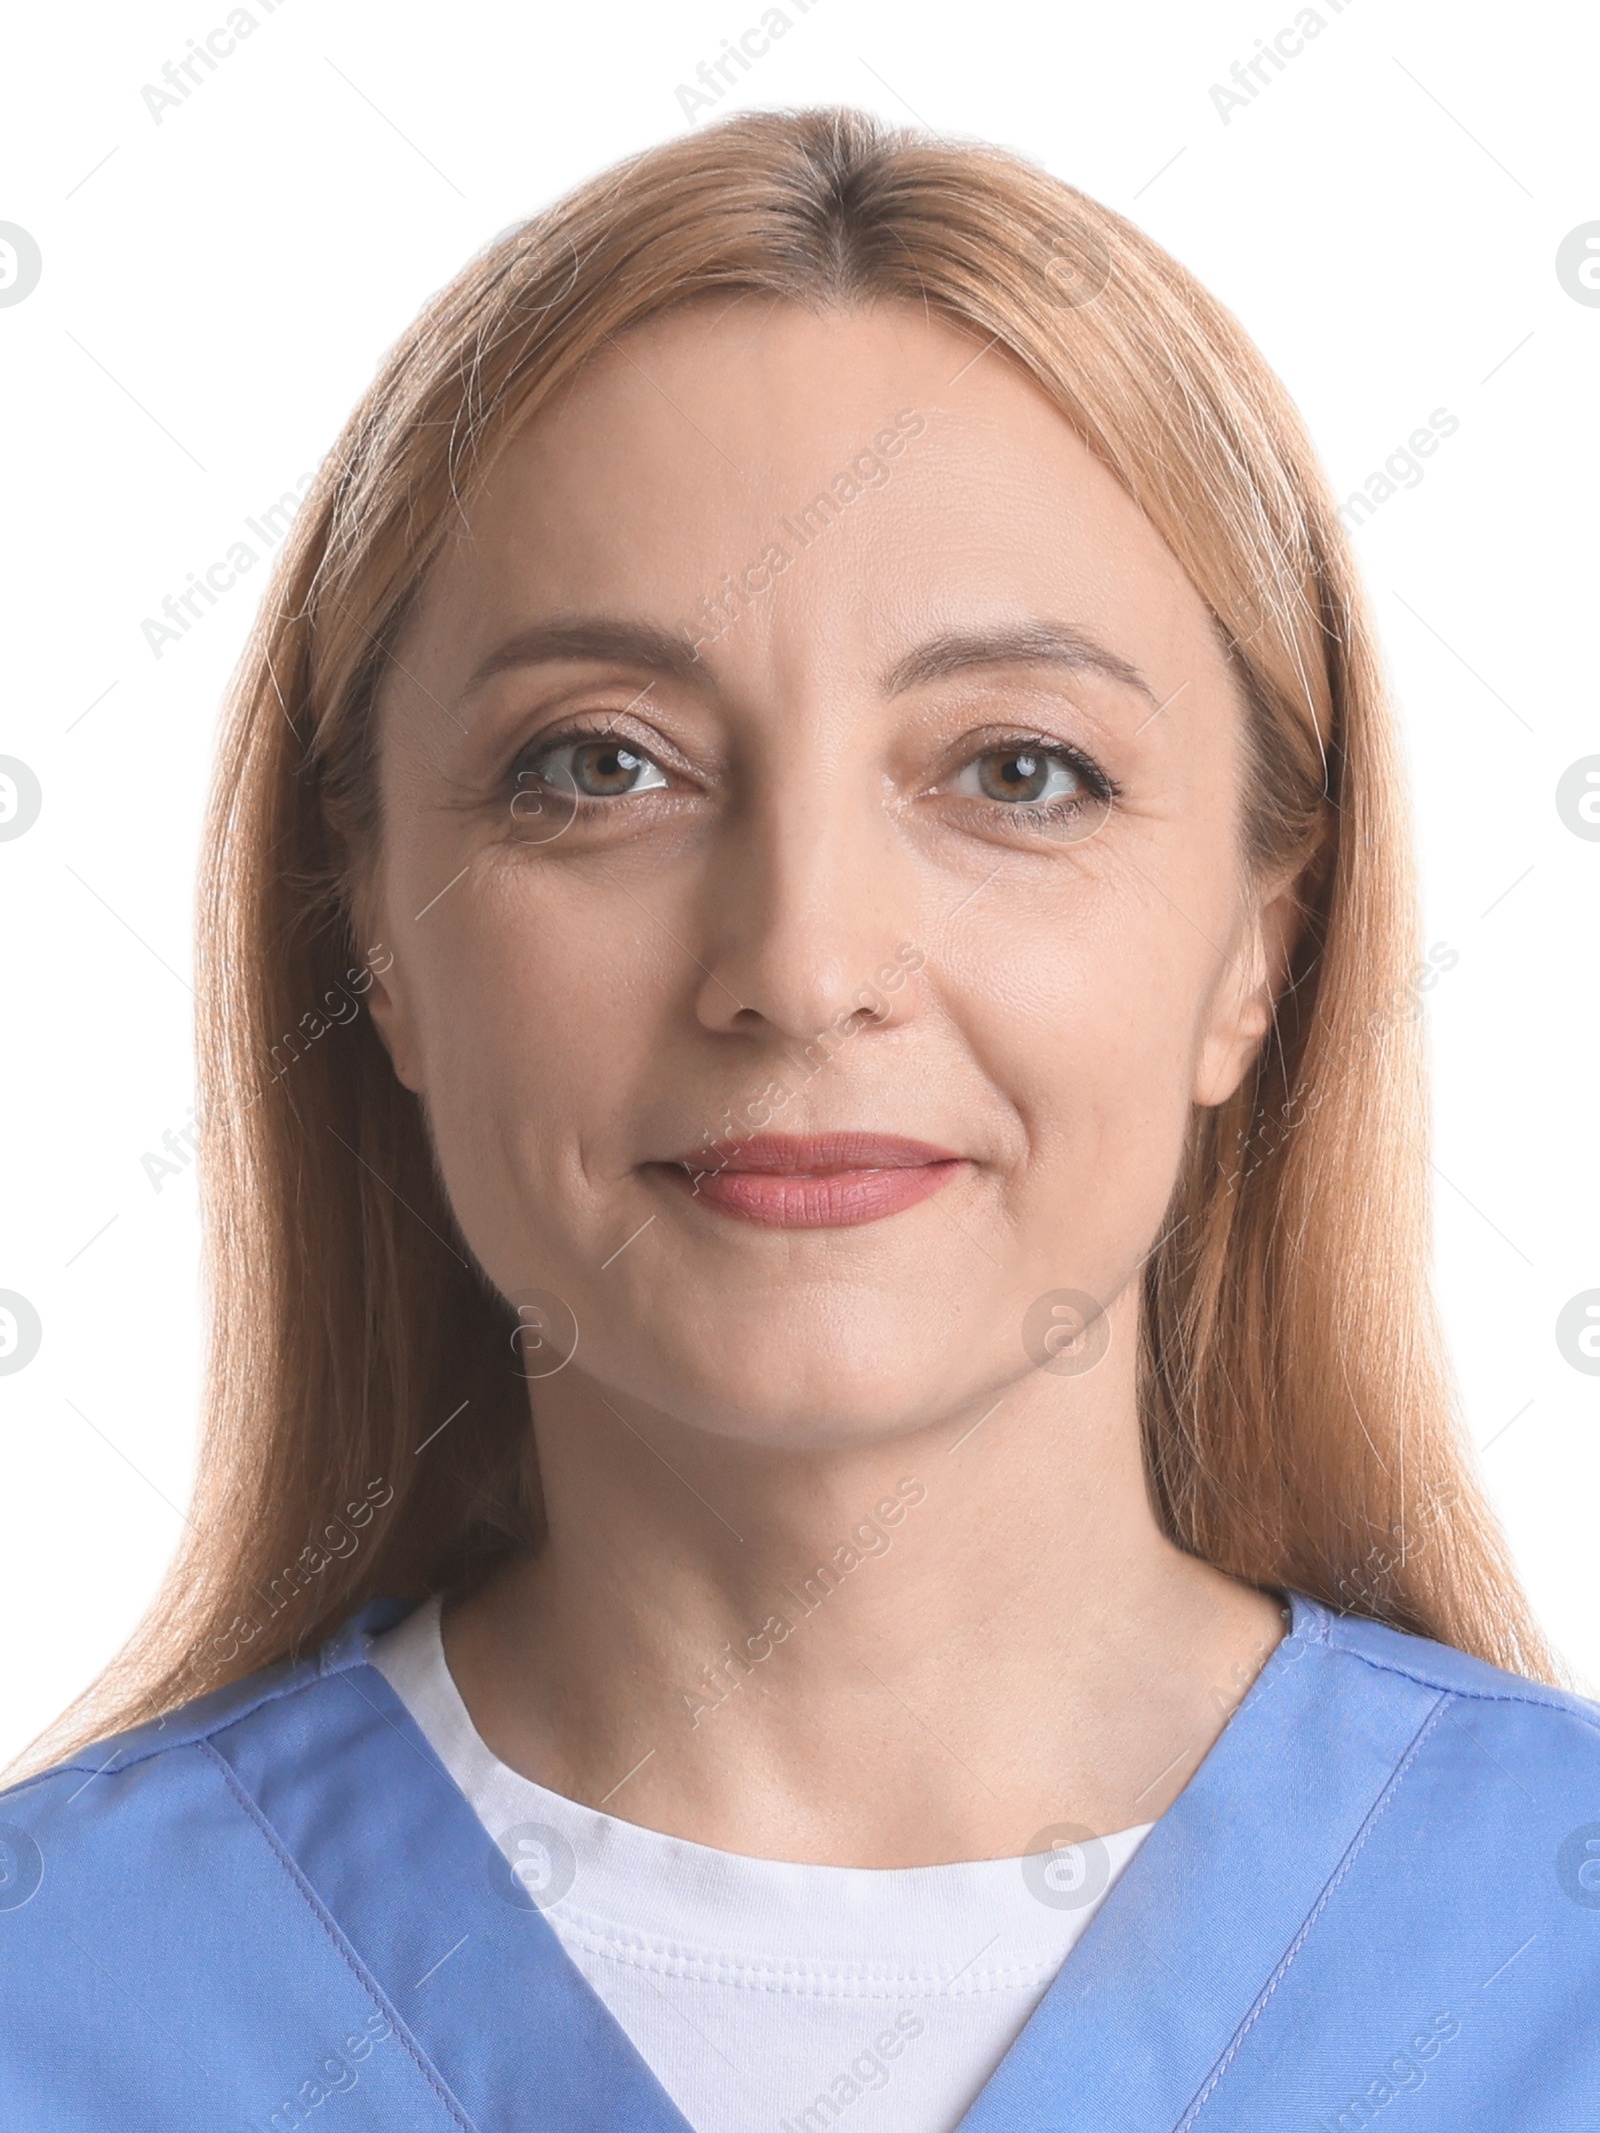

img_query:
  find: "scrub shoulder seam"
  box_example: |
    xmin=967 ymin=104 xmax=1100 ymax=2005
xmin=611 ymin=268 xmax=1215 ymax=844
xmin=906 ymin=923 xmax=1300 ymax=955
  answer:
xmin=0 ymin=1652 xmax=348 ymax=1801
xmin=1316 ymin=1619 xmax=1600 ymax=1737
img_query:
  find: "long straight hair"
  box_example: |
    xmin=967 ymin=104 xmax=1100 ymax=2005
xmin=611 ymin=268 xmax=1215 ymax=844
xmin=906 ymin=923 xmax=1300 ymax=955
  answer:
xmin=11 ymin=106 xmax=1556 ymax=1781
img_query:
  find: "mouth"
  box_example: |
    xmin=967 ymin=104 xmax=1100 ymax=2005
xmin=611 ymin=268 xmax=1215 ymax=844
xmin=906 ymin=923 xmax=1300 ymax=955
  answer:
xmin=647 ymin=1133 xmax=967 ymax=1230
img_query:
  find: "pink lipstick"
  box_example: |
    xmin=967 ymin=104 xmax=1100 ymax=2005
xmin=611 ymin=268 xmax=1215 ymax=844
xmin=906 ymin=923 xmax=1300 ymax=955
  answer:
xmin=656 ymin=1133 xmax=965 ymax=1229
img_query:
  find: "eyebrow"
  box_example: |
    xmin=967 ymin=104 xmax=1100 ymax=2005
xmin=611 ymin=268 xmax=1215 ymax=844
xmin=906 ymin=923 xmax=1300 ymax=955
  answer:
xmin=459 ymin=613 xmax=1161 ymax=710
xmin=461 ymin=619 xmax=708 ymax=699
xmin=882 ymin=622 xmax=1161 ymax=708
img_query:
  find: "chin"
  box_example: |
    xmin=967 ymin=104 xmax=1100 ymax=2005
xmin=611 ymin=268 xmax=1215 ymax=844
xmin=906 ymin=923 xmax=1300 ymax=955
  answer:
xmin=615 ymin=1303 xmax=993 ymax=1451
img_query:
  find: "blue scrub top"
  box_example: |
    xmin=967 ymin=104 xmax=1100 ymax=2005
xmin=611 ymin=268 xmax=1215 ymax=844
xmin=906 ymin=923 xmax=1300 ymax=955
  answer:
xmin=3 ymin=1588 xmax=1599 ymax=2130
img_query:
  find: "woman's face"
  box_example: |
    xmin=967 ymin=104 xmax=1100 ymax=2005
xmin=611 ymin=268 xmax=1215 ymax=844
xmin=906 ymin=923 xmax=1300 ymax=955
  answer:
xmin=362 ymin=299 xmax=1291 ymax=1447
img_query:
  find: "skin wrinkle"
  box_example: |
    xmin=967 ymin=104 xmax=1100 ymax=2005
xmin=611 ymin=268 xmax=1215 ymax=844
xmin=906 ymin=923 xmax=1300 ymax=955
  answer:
xmin=355 ymin=300 xmax=1304 ymax=1867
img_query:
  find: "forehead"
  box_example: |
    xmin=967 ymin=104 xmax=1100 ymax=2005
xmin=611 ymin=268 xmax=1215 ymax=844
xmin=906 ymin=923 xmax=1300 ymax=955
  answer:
xmin=400 ymin=298 xmax=1232 ymax=711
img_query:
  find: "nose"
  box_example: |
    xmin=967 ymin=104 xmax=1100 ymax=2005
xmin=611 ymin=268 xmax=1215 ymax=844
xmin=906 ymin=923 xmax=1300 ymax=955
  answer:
xmin=689 ymin=764 xmax=922 ymax=1054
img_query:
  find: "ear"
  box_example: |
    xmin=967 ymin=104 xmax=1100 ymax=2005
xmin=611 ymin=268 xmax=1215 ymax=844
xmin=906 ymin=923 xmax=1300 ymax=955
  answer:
xmin=348 ymin=879 xmax=425 ymax=1095
xmin=1192 ymin=871 xmax=1303 ymax=1109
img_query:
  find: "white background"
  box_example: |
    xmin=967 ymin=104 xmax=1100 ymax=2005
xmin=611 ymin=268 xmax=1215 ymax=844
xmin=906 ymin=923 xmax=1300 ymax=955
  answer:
xmin=1 ymin=0 xmax=1595 ymax=1765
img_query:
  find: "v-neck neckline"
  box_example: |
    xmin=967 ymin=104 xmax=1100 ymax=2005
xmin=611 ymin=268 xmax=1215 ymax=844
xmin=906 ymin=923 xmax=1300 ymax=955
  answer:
xmin=951 ymin=1588 xmax=1447 ymax=2130
xmin=255 ymin=1586 xmax=1443 ymax=2133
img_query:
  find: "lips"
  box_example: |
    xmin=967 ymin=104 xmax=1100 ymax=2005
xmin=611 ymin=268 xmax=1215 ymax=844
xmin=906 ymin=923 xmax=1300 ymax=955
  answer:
xmin=651 ymin=1133 xmax=966 ymax=1229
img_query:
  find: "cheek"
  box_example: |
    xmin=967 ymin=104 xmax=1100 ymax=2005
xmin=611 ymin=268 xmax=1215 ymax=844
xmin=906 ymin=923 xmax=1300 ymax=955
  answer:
xmin=406 ymin=873 xmax=675 ymax=1249
xmin=946 ymin=889 xmax=1212 ymax=1244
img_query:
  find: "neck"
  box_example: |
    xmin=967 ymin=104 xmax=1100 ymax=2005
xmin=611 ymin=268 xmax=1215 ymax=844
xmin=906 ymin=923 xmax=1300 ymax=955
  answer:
xmin=440 ymin=1335 xmax=1287 ymax=1867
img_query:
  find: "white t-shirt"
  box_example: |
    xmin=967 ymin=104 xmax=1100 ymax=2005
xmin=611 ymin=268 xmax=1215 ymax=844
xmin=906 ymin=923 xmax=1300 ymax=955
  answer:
xmin=368 ymin=1596 xmax=1154 ymax=2133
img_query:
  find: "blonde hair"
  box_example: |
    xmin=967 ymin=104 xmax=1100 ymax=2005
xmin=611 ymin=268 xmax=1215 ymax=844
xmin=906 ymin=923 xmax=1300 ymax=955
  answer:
xmin=11 ymin=105 xmax=1555 ymax=1782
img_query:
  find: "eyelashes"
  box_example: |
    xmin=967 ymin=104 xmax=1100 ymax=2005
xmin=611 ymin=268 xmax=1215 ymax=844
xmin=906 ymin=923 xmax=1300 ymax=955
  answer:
xmin=518 ymin=734 xmax=670 ymax=802
xmin=506 ymin=719 xmax=682 ymax=826
xmin=503 ymin=718 xmax=1123 ymax=831
xmin=949 ymin=735 xmax=1121 ymax=815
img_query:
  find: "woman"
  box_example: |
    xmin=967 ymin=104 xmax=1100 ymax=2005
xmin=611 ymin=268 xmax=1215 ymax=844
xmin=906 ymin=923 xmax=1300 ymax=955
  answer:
xmin=3 ymin=107 xmax=1596 ymax=2132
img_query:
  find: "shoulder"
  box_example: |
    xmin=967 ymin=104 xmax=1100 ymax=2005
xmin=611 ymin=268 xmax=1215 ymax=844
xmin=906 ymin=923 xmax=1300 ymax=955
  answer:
xmin=0 ymin=1596 xmax=420 ymax=1862
xmin=0 ymin=1601 xmax=478 ymax=2129
xmin=1297 ymin=1587 xmax=1600 ymax=1724
xmin=1288 ymin=1588 xmax=1600 ymax=1791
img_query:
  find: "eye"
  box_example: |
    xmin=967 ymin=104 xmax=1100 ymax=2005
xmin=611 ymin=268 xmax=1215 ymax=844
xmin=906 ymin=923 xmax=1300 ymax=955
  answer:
xmin=954 ymin=746 xmax=1092 ymax=806
xmin=519 ymin=735 xmax=671 ymax=801
xmin=939 ymin=734 xmax=1121 ymax=844
xmin=964 ymin=746 xmax=1092 ymax=802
